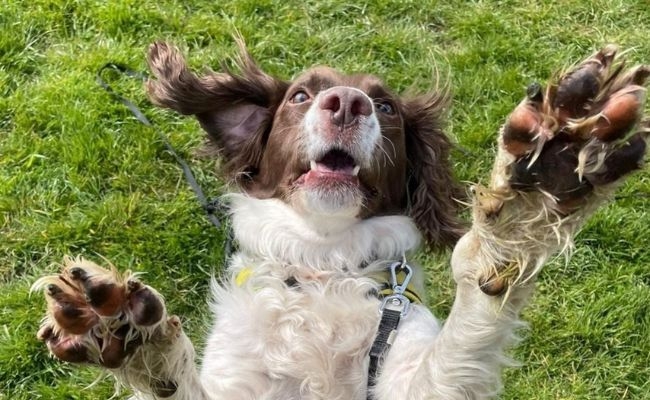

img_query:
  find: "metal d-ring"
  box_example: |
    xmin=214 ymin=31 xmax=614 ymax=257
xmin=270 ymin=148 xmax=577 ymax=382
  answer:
xmin=379 ymin=260 xmax=414 ymax=317
xmin=389 ymin=260 xmax=413 ymax=296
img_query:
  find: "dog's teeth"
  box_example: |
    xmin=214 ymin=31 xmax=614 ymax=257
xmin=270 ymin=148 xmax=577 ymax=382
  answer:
xmin=310 ymin=160 xmax=317 ymax=170
xmin=352 ymin=166 xmax=360 ymax=176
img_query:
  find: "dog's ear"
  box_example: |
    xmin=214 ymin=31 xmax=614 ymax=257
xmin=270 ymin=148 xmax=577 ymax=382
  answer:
xmin=402 ymin=92 xmax=465 ymax=249
xmin=146 ymin=39 xmax=289 ymax=181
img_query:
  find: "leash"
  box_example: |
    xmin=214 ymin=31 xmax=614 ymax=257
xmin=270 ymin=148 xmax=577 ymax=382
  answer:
xmin=96 ymin=63 xmax=233 ymax=256
xmin=367 ymin=259 xmax=416 ymax=399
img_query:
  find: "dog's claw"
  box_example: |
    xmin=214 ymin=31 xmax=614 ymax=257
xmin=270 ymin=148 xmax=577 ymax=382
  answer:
xmin=478 ymin=274 xmax=507 ymax=297
xmin=152 ymin=380 xmax=178 ymax=398
xmin=127 ymin=279 xmax=142 ymax=291
xmin=46 ymin=283 xmax=62 ymax=296
xmin=69 ymin=266 xmax=87 ymax=281
xmin=37 ymin=325 xmax=54 ymax=341
xmin=526 ymin=82 xmax=543 ymax=102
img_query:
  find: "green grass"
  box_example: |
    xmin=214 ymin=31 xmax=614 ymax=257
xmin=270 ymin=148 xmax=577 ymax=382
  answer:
xmin=1 ymin=1 xmax=649 ymax=399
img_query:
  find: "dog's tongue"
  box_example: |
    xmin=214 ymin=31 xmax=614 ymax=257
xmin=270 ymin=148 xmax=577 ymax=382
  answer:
xmin=311 ymin=161 xmax=356 ymax=175
xmin=303 ymin=161 xmax=360 ymax=184
xmin=300 ymin=149 xmax=360 ymax=185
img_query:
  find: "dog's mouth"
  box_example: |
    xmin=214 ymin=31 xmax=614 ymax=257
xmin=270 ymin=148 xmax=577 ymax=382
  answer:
xmin=295 ymin=149 xmax=361 ymax=186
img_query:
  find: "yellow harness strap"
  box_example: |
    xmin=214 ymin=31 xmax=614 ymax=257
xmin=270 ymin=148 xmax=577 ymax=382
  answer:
xmin=235 ymin=267 xmax=254 ymax=287
xmin=373 ymin=269 xmax=423 ymax=304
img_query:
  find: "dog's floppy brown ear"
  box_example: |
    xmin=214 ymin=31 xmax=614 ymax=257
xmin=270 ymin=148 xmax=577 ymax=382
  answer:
xmin=403 ymin=92 xmax=465 ymax=249
xmin=146 ymin=39 xmax=289 ymax=181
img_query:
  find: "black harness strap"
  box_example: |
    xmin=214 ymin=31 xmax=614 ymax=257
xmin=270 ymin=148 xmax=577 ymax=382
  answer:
xmin=367 ymin=308 xmax=402 ymax=397
xmin=367 ymin=261 xmax=416 ymax=399
xmin=96 ymin=63 xmax=233 ymax=255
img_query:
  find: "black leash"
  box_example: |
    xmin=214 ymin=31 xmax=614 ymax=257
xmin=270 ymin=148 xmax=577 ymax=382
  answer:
xmin=96 ymin=63 xmax=233 ymax=256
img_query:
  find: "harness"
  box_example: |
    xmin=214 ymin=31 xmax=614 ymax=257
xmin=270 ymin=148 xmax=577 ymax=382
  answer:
xmin=235 ymin=260 xmax=422 ymax=399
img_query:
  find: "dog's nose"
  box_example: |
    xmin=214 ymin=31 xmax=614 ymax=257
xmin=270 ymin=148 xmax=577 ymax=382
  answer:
xmin=319 ymin=87 xmax=373 ymax=127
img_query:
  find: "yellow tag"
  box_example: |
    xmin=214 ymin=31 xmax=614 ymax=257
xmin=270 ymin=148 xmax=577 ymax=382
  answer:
xmin=235 ymin=267 xmax=253 ymax=287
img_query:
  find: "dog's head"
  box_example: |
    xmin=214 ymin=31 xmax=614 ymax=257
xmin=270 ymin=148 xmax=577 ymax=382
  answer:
xmin=146 ymin=40 xmax=463 ymax=248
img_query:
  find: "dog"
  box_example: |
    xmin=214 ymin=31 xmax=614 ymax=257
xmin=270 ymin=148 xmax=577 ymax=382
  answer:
xmin=33 ymin=41 xmax=648 ymax=399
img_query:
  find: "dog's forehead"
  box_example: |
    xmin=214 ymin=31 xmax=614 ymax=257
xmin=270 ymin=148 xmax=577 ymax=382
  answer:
xmin=291 ymin=66 xmax=389 ymax=95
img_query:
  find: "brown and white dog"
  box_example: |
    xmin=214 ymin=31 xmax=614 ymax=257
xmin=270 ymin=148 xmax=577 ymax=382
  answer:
xmin=34 ymin=42 xmax=648 ymax=399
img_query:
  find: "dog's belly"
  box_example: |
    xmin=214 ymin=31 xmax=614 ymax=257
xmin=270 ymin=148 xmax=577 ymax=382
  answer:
xmin=198 ymin=261 xmax=442 ymax=399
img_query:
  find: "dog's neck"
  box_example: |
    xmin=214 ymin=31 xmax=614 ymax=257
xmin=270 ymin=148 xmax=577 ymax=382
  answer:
xmin=227 ymin=194 xmax=422 ymax=271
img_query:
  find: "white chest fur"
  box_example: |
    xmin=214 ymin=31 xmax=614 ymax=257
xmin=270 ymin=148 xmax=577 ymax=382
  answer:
xmin=201 ymin=259 xmax=379 ymax=399
xmin=197 ymin=195 xmax=440 ymax=399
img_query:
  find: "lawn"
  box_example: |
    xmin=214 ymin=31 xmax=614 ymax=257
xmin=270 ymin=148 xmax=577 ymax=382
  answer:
xmin=1 ymin=0 xmax=649 ymax=399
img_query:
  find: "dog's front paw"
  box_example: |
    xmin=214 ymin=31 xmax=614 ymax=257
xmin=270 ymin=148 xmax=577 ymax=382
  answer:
xmin=472 ymin=46 xmax=648 ymax=295
xmin=32 ymin=256 xmax=177 ymax=369
xmin=498 ymin=45 xmax=648 ymax=213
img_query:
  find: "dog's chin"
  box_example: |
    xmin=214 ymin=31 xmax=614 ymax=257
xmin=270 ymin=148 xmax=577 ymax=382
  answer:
xmin=293 ymin=172 xmax=364 ymax=217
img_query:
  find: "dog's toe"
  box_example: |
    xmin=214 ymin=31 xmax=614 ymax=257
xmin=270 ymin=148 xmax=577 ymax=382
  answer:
xmin=127 ymin=279 xmax=165 ymax=326
xmin=61 ymin=258 xmax=127 ymax=317
xmin=40 ymin=279 xmax=98 ymax=335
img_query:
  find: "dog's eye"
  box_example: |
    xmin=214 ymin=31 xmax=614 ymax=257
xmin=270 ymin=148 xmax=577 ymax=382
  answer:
xmin=375 ymin=101 xmax=395 ymax=115
xmin=290 ymin=91 xmax=310 ymax=104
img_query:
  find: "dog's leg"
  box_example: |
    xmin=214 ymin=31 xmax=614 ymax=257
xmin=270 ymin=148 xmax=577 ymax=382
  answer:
xmin=378 ymin=46 xmax=648 ymax=399
xmin=33 ymin=257 xmax=211 ymax=400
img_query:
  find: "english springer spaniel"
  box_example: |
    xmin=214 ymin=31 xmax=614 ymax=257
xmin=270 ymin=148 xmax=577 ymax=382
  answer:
xmin=34 ymin=41 xmax=648 ymax=399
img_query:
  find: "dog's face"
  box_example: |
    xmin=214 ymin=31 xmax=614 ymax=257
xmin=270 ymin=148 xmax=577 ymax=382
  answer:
xmin=260 ymin=67 xmax=408 ymax=219
xmin=146 ymin=41 xmax=463 ymax=247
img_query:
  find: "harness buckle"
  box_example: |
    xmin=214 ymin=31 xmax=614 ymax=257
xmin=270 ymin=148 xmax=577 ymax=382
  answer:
xmin=379 ymin=260 xmax=414 ymax=317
